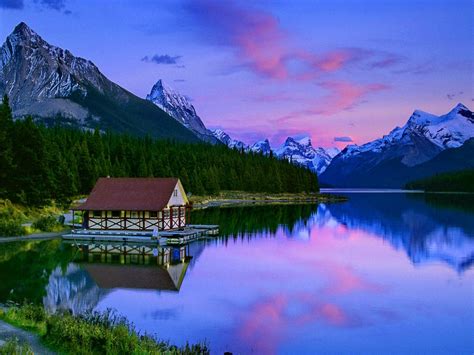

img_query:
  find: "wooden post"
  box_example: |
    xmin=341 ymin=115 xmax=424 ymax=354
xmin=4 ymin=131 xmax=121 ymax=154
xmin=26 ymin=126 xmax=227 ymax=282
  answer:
xmin=170 ymin=206 xmax=173 ymax=230
xmin=178 ymin=206 xmax=181 ymax=228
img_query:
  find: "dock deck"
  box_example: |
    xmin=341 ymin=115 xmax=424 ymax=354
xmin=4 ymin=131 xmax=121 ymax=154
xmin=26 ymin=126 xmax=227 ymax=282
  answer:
xmin=62 ymin=224 xmax=219 ymax=245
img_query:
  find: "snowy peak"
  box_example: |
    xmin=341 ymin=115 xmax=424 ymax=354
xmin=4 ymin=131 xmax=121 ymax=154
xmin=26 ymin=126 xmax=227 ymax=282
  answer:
xmin=146 ymin=79 xmax=217 ymax=143
xmin=275 ymin=136 xmax=338 ymax=174
xmin=212 ymin=129 xmax=248 ymax=150
xmin=212 ymin=129 xmax=339 ymax=174
xmin=250 ymin=139 xmax=271 ymax=155
xmin=0 ymin=21 xmax=111 ymax=110
xmin=0 ymin=22 xmax=201 ymax=142
xmin=406 ymin=103 xmax=474 ymax=150
xmin=147 ymin=79 xmax=198 ymax=124
xmin=321 ymin=103 xmax=474 ymax=186
xmin=296 ymin=136 xmax=312 ymax=147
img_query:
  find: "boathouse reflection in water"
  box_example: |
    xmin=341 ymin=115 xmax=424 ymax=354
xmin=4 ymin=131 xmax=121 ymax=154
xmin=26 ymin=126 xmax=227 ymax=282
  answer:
xmin=73 ymin=242 xmax=191 ymax=291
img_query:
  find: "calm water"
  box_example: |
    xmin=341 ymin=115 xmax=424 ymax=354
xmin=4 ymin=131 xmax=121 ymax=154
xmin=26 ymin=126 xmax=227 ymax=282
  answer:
xmin=1 ymin=192 xmax=473 ymax=354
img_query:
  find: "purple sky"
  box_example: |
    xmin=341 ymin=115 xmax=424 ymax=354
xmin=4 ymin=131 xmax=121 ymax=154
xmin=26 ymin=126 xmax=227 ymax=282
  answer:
xmin=1 ymin=0 xmax=472 ymax=148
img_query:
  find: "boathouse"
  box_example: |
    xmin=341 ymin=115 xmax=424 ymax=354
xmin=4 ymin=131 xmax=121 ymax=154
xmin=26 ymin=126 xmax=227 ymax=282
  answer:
xmin=74 ymin=177 xmax=190 ymax=231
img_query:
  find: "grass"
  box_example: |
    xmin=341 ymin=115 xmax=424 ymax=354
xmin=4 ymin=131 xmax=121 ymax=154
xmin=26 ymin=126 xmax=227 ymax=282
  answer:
xmin=0 ymin=338 xmax=33 ymax=355
xmin=0 ymin=304 xmax=209 ymax=355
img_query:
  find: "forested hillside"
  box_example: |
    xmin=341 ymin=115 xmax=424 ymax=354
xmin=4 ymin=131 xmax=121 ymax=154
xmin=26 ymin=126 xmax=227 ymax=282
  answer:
xmin=0 ymin=96 xmax=318 ymax=206
xmin=406 ymin=170 xmax=474 ymax=192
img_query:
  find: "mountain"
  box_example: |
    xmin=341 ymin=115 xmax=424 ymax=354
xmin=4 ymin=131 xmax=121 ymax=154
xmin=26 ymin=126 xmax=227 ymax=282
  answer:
xmin=320 ymin=193 xmax=474 ymax=273
xmin=250 ymin=139 xmax=271 ymax=155
xmin=320 ymin=103 xmax=474 ymax=187
xmin=0 ymin=22 xmax=199 ymax=142
xmin=212 ymin=129 xmax=248 ymax=150
xmin=274 ymin=137 xmax=339 ymax=174
xmin=146 ymin=79 xmax=218 ymax=143
xmin=212 ymin=130 xmax=339 ymax=174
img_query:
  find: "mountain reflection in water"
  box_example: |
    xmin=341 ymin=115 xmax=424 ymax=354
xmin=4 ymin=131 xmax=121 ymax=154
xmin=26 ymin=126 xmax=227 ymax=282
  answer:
xmin=0 ymin=193 xmax=472 ymax=354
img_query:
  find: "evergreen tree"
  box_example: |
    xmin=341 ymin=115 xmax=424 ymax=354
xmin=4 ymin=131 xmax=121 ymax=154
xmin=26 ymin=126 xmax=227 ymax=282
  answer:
xmin=0 ymin=95 xmax=14 ymax=197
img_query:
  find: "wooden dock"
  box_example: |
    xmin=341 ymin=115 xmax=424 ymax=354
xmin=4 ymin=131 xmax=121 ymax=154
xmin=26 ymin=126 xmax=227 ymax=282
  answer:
xmin=62 ymin=224 xmax=219 ymax=245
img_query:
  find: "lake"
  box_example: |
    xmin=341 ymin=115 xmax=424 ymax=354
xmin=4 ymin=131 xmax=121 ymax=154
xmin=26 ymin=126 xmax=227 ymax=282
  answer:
xmin=1 ymin=192 xmax=473 ymax=354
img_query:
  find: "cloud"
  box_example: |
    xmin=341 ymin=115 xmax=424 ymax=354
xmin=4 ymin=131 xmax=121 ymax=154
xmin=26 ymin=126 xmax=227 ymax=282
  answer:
xmin=369 ymin=52 xmax=405 ymax=69
xmin=35 ymin=0 xmax=66 ymax=11
xmin=0 ymin=0 xmax=24 ymax=9
xmin=447 ymin=91 xmax=464 ymax=101
xmin=141 ymin=54 xmax=182 ymax=65
xmin=334 ymin=136 xmax=353 ymax=142
xmin=273 ymin=80 xmax=389 ymax=124
xmin=316 ymin=81 xmax=389 ymax=115
xmin=184 ymin=0 xmax=377 ymax=80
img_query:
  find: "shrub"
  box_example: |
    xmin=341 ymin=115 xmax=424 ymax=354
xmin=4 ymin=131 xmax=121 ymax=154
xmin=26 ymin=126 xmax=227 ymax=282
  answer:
xmin=0 ymin=218 xmax=25 ymax=237
xmin=1 ymin=305 xmax=210 ymax=355
xmin=32 ymin=216 xmax=60 ymax=232
xmin=44 ymin=309 xmax=210 ymax=355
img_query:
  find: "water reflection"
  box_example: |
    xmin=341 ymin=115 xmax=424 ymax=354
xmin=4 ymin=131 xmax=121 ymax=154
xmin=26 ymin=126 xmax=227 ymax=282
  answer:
xmin=42 ymin=243 xmax=193 ymax=314
xmin=0 ymin=194 xmax=473 ymax=353
xmin=320 ymin=193 xmax=474 ymax=272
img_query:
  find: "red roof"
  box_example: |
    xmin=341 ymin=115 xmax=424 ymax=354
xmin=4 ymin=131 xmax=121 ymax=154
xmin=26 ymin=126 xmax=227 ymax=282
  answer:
xmin=75 ymin=177 xmax=180 ymax=211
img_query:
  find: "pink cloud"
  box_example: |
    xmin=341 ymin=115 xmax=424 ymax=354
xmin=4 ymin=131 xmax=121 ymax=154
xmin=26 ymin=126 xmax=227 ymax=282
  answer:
xmin=186 ymin=1 xmax=387 ymax=81
xmin=317 ymin=80 xmax=390 ymax=115
xmin=272 ymin=80 xmax=389 ymax=126
xmin=187 ymin=0 xmax=289 ymax=79
xmin=235 ymin=292 xmax=368 ymax=353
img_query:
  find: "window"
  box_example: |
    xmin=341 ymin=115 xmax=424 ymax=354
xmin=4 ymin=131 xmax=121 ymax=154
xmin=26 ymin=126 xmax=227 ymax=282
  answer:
xmin=131 ymin=211 xmax=139 ymax=218
xmin=112 ymin=211 xmax=120 ymax=218
xmin=150 ymin=211 xmax=158 ymax=218
xmin=173 ymin=189 xmax=178 ymax=197
xmin=93 ymin=211 xmax=101 ymax=218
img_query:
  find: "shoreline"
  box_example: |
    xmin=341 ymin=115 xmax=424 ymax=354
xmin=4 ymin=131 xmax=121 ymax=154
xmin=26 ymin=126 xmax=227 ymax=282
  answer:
xmin=190 ymin=192 xmax=347 ymax=209
xmin=0 ymin=231 xmax=67 ymax=243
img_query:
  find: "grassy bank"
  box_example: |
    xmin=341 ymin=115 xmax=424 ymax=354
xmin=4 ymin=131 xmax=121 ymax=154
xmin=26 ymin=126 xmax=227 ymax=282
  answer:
xmin=0 ymin=337 xmax=33 ymax=354
xmin=189 ymin=190 xmax=347 ymax=208
xmin=0 ymin=304 xmax=209 ymax=355
xmin=0 ymin=199 xmax=68 ymax=237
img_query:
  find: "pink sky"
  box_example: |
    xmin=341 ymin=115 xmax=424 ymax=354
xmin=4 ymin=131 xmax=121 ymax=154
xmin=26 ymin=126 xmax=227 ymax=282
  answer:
xmin=1 ymin=0 xmax=472 ymax=148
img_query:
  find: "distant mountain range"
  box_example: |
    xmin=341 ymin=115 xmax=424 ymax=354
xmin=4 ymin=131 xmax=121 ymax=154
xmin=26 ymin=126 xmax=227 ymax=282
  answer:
xmin=210 ymin=131 xmax=340 ymax=174
xmin=144 ymin=80 xmax=341 ymax=174
xmin=2 ymin=22 xmax=473 ymax=186
xmin=0 ymin=22 xmax=198 ymax=142
xmin=320 ymin=103 xmax=474 ymax=187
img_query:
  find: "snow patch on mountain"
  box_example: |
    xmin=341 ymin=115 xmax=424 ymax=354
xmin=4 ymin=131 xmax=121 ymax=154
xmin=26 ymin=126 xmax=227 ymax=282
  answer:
xmin=337 ymin=103 xmax=474 ymax=165
xmin=250 ymin=139 xmax=271 ymax=155
xmin=212 ymin=129 xmax=248 ymax=150
xmin=212 ymin=131 xmax=339 ymax=174
xmin=146 ymin=79 xmax=219 ymax=143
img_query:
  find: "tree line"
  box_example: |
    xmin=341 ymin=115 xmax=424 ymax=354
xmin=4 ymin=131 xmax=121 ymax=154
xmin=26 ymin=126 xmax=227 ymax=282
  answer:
xmin=0 ymin=95 xmax=319 ymax=206
xmin=405 ymin=169 xmax=474 ymax=192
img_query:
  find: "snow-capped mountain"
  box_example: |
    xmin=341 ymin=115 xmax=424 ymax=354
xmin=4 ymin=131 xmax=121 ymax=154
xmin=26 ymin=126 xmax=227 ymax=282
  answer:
xmin=274 ymin=137 xmax=340 ymax=174
xmin=146 ymin=79 xmax=218 ymax=143
xmin=321 ymin=103 xmax=474 ymax=187
xmin=250 ymin=139 xmax=271 ymax=155
xmin=212 ymin=130 xmax=340 ymax=174
xmin=212 ymin=129 xmax=248 ymax=150
xmin=0 ymin=22 xmax=199 ymax=141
